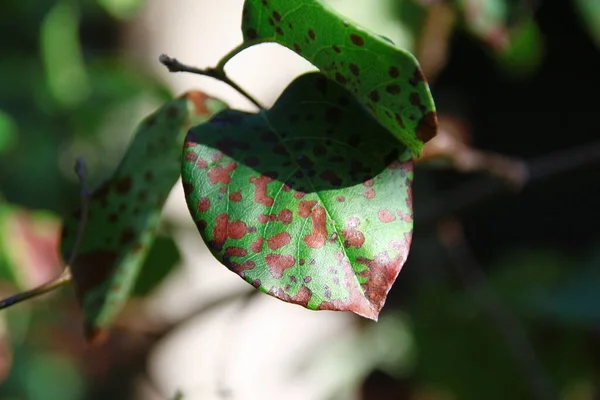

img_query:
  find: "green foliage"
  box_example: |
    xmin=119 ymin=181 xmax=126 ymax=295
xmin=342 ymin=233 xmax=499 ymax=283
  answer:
xmin=241 ymin=0 xmax=438 ymax=156
xmin=60 ymin=93 xmax=227 ymax=340
xmin=182 ymin=72 xmax=413 ymax=320
xmin=575 ymin=0 xmax=600 ymax=49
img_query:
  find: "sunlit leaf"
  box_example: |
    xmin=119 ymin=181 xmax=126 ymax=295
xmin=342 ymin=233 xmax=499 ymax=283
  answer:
xmin=182 ymin=72 xmax=414 ymax=320
xmin=60 ymin=92 xmax=228 ymax=341
xmin=241 ymin=0 xmax=438 ymax=156
xmin=97 ymin=0 xmax=145 ymax=20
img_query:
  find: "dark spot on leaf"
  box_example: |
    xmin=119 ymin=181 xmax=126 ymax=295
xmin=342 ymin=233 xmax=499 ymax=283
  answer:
xmin=120 ymin=228 xmax=135 ymax=246
xmin=342 ymin=217 xmax=365 ymax=248
xmin=332 ymin=45 xmax=341 ymax=53
xmin=246 ymin=28 xmax=258 ymax=40
xmin=368 ymin=90 xmax=380 ymax=102
xmin=308 ymin=29 xmax=316 ymax=40
xmin=416 ymin=111 xmax=438 ymax=143
xmin=336 ymin=196 xmax=345 ymax=202
xmin=325 ymin=107 xmax=343 ymax=124
xmin=349 ymin=63 xmax=360 ymax=77
xmin=196 ymin=219 xmax=208 ymax=231
xmin=197 ymin=197 xmax=210 ymax=212
xmin=273 ymin=10 xmax=281 ymax=21
xmin=320 ymin=170 xmax=343 ymax=187
xmin=294 ymin=43 xmax=302 ymax=53
xmin=303 ymin=206 xmax=327 ymax=249
xmin=185 ymin=152 xmax=198 ymax=162
xmin=389 ymin=66 xmax=400 ymax=79
xmin=250 ymin=175 xmax=275 ymax=206
xmin=386 ymin=84 xmax=401 ymax=95
xmin=196 ymin=159 xmax=208 ymax=169
xmin=225 ymin=247 xmax=248 ymax=258
xmin=278 ymin=209 xmax=293 ymax=224
xmin=276 ymin=27 xmax=284 ymax=36
xmin=335 ymin=72 xmax=347 ymax=85
xmin=350 ymin=34 xmax=364 ymax=46
xmin=409 ymin=66 xmax=426 ymax=86
xmin=208 ymin=162 xmax=237 ymax=185
xmin=410 ymin=92 xmax=422 ymax=106
xmin=115 ymin=177 xmax=132 ymax=194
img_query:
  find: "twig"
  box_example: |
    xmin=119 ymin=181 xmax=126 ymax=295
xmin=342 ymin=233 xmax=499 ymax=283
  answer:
xmin=0 ymin=158 xmax=91 ymax=311
xmin=438 ymin=218 xmax=557 ymax=400
xmin=420 ymin=139 xmax=600 ymax=227
xmin=158 ymin=53 xmax=265 ymax=110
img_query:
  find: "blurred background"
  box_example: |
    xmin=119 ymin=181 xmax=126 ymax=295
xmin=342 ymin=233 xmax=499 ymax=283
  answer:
xmin=0 ymin=0 xmax=599 ymax=399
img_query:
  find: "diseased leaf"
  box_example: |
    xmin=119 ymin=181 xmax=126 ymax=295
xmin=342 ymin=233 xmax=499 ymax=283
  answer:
xmin=60 ymin=92 xmax=227 ymax=341
xmin=132 ymin=235 xmax=180 ymax=296
xmin=182 ymin=72 xmax=414 ymax=320
xmin=241 ymin=0 xmax=438 ymax=156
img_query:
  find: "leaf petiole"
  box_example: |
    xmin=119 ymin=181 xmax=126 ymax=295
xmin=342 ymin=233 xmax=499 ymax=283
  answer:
xmin=158 ymin=53 xmax=265 ymax=110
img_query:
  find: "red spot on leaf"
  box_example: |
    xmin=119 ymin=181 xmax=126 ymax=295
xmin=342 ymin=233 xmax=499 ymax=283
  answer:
xmin=267 ymin=232 xmax=291 ymax=250
xmin=363 ymin=188 xmax=376 ymax=199
xmin=211 ymin=152 xmax=224 ymax=162
xmin=208 ymin=162 xmax=237 ymax=185
xmin=278 ymin=209 xmax=293 ymax=224
xmin=294 ymin=190 xmax=306 ymax=199
xmin=228 ymin=220 xmax=248 ymax=239
xmin=229 ymin=191 xmax=242 ymax=202
xmin=250 ymin=175 xmax=275 ymax=206
xmin=303 ymin=206 xmax=327 ymax=249
xmin=251 ymin=237 xmax=264 ymax=253
xmin=212 ymin=213 xmax=249 ymax=250
xmin=185 ymin=152 xmax=198 ymax=162
xmin=336 ymin=196 xmax=345 ymax=202
xmin=298 ymin=200 xmax=317 ymax=218
xmin=378 ymin=209 xmax=396 ymax=223
xmin=197 ymin=197 xmax=210 ymax=212
xmin=196 ymin=159 xmax=208 ymax=169
xmin=266 ymin=254 xmax=296 ymax=278
xmin=225 ymin=247 xmax=248 ymax=257
xmin=364 ymin=179 xmax=374 ymax=187
xmin=342 ymin=217 xmax=365 ymax=248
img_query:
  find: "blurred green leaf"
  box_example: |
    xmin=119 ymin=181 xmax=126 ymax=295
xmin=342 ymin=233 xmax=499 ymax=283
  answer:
xmin=575 ymin=0 xmax=600 ymax=49
xmin=41 ymin=0 xmax=91 ymax=108
xmin=0 ymin=110 xmax=18 ymax=155
xmin=132 ymin=234 xmax=180 ymax=296
xmin=97 ymin=0 xmax=145 ymax=20
xmin=22 ymin=352 xmax=85 ymax=400
xmin=496 ymin=19 xmax=544 ymax=78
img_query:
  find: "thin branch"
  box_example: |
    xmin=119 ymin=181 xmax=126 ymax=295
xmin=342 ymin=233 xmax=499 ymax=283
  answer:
xmin=158 ymin=54 xmax=265 ymax=110
xmin=438 ymin=218 xmax=557 ymax=400
xmin=0 ymin=158 xmax=91 ymax=311
xmin=420 ymin=139 xmax=600 ymax=227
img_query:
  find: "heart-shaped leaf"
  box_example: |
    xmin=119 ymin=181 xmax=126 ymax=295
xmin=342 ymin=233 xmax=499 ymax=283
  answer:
xmin=182 ymin=72 xmax=414 ymax=320
xmin=60 ymin=92 xmax=227 ymax=341
xmin=240 ymin=0 xmax=438 ymax=156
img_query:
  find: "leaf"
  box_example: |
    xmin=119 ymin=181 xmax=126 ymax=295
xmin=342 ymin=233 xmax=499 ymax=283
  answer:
xmin=0 ymin=204 xmax=62 ymax=289
xmin=241 ymin=0 xmax=438 ymax=156
xmin=574 ymin=0 xmax=600 ymax=49
xmin=132 ymin=235 xmax=180 ymax=296
xmin=182 ymin=72 xmax=414 ymax=320
xmin=60 ymin=92 xmax=228 ymax=341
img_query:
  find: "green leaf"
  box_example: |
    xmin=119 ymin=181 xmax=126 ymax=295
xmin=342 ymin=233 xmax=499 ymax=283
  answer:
xmin=182 ymin=72 xmax=414 ymax=320
xmin=240 ymin=0 xmax=437 ymax=156
xmin=574 ymin=0 xmax=600 ymax=49
xmin=60 ymin=91 xmax=228 ymax=341
xmin=132 ymin=234 xmax=180 ymax=296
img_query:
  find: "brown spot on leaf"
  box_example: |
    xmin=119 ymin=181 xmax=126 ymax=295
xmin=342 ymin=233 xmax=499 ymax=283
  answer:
xmin=266 ymin=254 xmax=296 ymax=278
xmin=198 ymin=197 xmax=210 ymax=212
xmin=409 ymin=66 xmax=425 ymax=86
xmin=308 ymin=29 xmax=316 ymax=40
xmin=388 ymin=66 xmax=399 ymax=78
xmin=336 ymin=196 xmax=345 ymax=202
xmin=342 ymin=217 xmax=365 ymax=248
xmin=268 ymin=232 xmax=291 ymax=250
xmin=332 ymin=45 xmax=341 ymax=53
xmin=378 ymin=209 xmax=396 ymax=223
xmin=294 ymin=43 xmax=302 ymax=53
xmin=251 ymin=237 xmax=264 ymax=253
xmin=115 ymin=177 xmax=132 ymax=194
xmin=228 ymin=220 xmax=248 ymax=239
xmin=278 ymin=209 xmax=293 ymax=224
xmin=349 ymin=63 xmax=360 ymax=77
xmin=416 ymin=112 xmax=438 ymax=143
xmin=410 ymin=92 xmax=422 ymax=106
xmin=350 ymin=34 xmax=364 ymax=46
xmin=250 ymin=175 xmax=275 ymax=206
xmin=298 ymin=200 xmax=317 ymax=218
xmin=303 ymin=206 xmax=327 ymax=249
xmin=185 ymin=152 xmax=198 ymax=162
xmin=229 ymin=191 xmax=242 ymax=202
xmin=246 ymin=28 xmax=258 ymax=40
xmin=369 ymin=90 xmax=380 ymax=102
xmin=208 ymin=162 xmax=237 ymax=185
xmin=363 ymin=188 xmax=376 ymax=199
xmin=273 ymin=10 xmax=281 ymax=21
xmin=196 ymin=159 xmax=208 ymax=169
xmin=335 ymin=73 xmax=347 ymax=85
xmin=386 ymin=84 xmax=401 ymax=94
